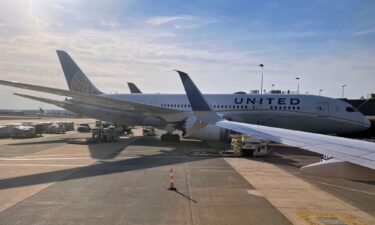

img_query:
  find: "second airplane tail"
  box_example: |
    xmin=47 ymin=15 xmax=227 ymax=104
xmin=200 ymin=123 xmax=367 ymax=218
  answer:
xmin=56 ymin=50 xmax=103 ymax=95
xmin=127 ymin=82 xmax=142 ymax=94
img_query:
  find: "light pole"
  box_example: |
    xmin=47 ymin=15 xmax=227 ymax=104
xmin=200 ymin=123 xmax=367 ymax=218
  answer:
xmin=342 ymin=84 xmax=347 ymax=98
xmin=295 ymin=77 xmax=300 ymax=94
xmin=271 ymin=84 xmax=275 ymax=90
xmin=319 ymin=89 xmax=323 ymax=96
xmin=259 ymin=64 xmax=264 ymax=94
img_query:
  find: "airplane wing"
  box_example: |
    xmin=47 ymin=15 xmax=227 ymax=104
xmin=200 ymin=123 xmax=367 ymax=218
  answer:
xmin=0 ymin=80 xmax=181 ymax=115
xmin=177 ymin=70 xmax=375 ymax=170
xmin=14 ymin=93 xmax=68 ymax=108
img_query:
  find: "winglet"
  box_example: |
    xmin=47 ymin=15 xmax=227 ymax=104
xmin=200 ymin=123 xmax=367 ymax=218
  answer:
xmin=176 ymin=70 xmax=220 ymax=122
xmin=176 ymin=70 xmax=212 ymax=112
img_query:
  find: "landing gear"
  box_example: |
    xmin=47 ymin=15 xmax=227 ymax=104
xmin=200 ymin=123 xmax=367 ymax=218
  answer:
xmin=161 ymin=133 xmax=180 ymax=142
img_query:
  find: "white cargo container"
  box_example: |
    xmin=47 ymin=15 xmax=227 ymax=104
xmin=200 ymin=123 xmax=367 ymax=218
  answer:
xmin=45 ymin=124 xmax=66 ymax=134
xmin=12 ymin=125 xmax=36 ymax=138
xmin=0 ymin=126 xmax=13 ymax=138
xmin=55 ymin=121 xmax=74 ymax=131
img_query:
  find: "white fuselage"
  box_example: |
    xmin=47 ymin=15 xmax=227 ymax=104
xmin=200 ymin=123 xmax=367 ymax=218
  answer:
xmin=66 ymin=93 xmax=370 ymax=135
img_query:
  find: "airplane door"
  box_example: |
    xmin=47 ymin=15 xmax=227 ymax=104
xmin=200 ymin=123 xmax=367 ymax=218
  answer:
xmin=317 ymin=102 xmax=329 ymax=117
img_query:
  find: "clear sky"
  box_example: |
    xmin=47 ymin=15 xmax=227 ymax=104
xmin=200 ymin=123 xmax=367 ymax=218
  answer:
xmin=0 ymin=0 xmax=374 ymax=109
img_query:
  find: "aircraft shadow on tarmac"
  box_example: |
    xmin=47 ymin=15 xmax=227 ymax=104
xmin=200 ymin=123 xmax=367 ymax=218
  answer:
xmin=0 ymin=136 xmax=311 ymax=191
xmin=4 ymin=133 xmax=214 ymax=160
xmin=259 ymin=147 xmax=320 ymax=169
xmin=8 ymin=139 xmax=70 ymax=146
xmin=0 ymin=137 xmax=218 ymax=190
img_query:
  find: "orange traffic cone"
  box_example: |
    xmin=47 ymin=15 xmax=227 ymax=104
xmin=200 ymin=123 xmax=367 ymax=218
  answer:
xmin=168 ymin=167 xmax=176 ymax=191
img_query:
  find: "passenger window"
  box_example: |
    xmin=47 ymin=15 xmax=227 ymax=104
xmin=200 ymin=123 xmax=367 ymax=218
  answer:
xmin=297 ymin=106 xmax=300 ymax=110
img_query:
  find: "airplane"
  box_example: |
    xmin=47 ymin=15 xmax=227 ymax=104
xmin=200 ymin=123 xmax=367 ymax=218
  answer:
xmin=176 ymin=70 xmax=375 ymax=181
xmin=0 ymin=50 xmax=370 ymax=143
xmin=127 ymin=82 xmax=142 ymax=94
xmin=35 ymin=107 xmax=47 ymax=117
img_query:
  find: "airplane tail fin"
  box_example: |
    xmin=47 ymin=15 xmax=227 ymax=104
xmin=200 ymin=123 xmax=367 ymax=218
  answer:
xmin=56 ymin=50 xmax=103 ymax=95
xmin=39 ymin=107 xmax=46 ymax=114
xmin=127 ymin=82 xmax=142 ymax=94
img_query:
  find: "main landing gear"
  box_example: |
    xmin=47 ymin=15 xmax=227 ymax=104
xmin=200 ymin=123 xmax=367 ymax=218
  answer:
xmin=161 ymin=133 xmax=180 ymax=142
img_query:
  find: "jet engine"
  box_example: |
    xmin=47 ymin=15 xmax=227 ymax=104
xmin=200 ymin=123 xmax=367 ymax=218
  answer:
xmin=184 ymin=116 xmax=230 ymax=141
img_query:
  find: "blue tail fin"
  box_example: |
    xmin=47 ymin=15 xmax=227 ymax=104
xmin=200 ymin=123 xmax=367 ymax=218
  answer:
xmin=127 ymin=82 xmax=142 ymax=93
xmin=56 ymin=50 xmax=103 ymax=95
xmin=39 ymin=107 xmax=46 ymax=114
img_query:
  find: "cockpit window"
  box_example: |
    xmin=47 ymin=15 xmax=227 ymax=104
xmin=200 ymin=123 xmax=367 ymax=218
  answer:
xmin=346 ymin=107 xmax=358 ymax=112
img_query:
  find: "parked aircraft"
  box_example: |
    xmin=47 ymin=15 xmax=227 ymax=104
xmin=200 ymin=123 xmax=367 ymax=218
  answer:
xmin=0 ymin=50 xmax=370 ymax=142
xmin=177 ymin=70 xmax=375 ymax=181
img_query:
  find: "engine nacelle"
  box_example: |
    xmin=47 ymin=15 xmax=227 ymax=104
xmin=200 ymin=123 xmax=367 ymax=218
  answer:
xmin=184 ymin=116 xmax=229 ymax=141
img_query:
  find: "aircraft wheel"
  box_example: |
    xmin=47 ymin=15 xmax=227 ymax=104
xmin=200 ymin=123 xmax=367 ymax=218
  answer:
xmin=161 ymin=133 xmax=180 ymax=142
xmin=172 ymin=134 xmax=180 ymax=142
xmin=161 ymin=134 xmax=167 ymax=142
xmin=242 ymin=149 xmax=254 ymax=157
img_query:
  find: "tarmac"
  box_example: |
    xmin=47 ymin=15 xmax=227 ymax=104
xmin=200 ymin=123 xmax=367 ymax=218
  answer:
xmin=0 ymin=118 xmax=374 ymax=225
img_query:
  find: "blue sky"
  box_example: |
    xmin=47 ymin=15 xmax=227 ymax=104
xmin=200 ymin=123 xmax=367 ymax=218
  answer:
xmin=0 ymin=0 xmax=374 ymax=109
